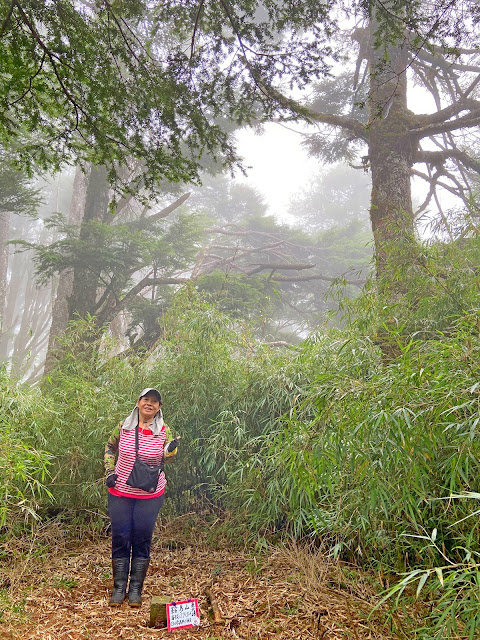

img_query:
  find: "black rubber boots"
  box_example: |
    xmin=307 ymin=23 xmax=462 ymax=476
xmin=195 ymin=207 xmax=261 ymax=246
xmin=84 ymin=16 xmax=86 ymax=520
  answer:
xmin=108 ymin=557 xmax=129 ymax=606
xmin=127 ymin=557 xmax=150 ymax=607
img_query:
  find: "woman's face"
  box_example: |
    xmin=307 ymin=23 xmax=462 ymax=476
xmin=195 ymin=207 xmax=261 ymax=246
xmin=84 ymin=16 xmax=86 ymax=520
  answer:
xmin=137 ymin=394 xmax=161 ymax=421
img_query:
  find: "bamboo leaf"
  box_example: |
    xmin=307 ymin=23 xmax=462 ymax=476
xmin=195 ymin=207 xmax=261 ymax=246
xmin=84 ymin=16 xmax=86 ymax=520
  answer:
xmin=416 ymin=572 xmax=430 ymax=597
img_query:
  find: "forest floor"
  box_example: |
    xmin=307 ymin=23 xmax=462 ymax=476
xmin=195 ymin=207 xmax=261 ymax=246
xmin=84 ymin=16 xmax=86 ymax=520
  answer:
xmin=0 ymin=514 xmax=417 ymax=640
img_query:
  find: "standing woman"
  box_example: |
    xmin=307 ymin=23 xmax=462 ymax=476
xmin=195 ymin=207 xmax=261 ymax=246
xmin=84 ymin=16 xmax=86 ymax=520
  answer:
xmin=104 ymin=388 xmax=178 ymax=607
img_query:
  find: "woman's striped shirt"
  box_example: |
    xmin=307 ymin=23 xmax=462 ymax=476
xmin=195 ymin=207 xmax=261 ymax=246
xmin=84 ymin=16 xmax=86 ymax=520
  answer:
xmin=105 ymin=423 xmax=172 ymax=499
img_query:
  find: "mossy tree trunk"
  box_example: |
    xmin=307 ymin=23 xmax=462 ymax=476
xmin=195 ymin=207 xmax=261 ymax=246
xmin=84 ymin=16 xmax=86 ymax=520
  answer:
xmin=367 ymin=6 xmax=417 ymax=283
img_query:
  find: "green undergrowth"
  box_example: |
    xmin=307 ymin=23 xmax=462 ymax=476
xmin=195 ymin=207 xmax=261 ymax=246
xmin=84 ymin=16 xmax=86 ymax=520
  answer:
xmin=3 ymin=264 xmax=480 ymax=636
xmin=219 ymin=314 xmax=480 ymax=562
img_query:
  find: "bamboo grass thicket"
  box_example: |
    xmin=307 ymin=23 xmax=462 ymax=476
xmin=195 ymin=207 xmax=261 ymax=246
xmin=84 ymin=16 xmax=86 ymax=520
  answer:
xmin=214 ymin=315 xmax=480 ymax=563
xmin=0 ymin=373 xmax=53 ymax=529
xmin=5 ymin=294 xmax=480 ymax=563
xmin=3 ymin=240 xmax=480 ymax=635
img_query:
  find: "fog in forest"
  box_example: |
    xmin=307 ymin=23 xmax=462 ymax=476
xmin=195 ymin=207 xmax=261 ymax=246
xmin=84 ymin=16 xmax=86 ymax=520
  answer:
xmin=1 ymin=127 xmax=374 ymax=382
xmin=2 ymin=1 xmax=477 ymax=383
xmin=3 ymin=3 xmax=480 ymax=638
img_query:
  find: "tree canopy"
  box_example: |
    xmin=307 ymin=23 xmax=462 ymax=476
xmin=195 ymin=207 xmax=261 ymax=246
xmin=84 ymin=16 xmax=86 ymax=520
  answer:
xmin=3 ymin=0 xmax=478 ymax=278
xmin=0 ymin=0 xmax=336 ymax=194
xmin=288 ymin=0 xmax=480 ymax=275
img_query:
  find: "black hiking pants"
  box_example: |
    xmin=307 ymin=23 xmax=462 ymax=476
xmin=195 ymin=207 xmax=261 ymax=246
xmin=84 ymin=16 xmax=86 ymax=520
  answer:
xmin=108 ymin=493 xmax=164 ymax=559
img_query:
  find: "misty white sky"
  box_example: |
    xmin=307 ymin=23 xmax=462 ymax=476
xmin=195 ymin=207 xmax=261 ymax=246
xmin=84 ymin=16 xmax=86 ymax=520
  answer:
xmin=233 ymin=83 xmax=456 ymax=231
xmin=233 ymin=123 xmax=320 ymax=221
xmin=229 ymin=71 xmax=432 ymax=224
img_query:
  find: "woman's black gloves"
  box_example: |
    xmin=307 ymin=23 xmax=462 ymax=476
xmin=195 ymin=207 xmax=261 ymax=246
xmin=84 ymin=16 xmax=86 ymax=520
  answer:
xmin=105 ymin=472 xmax=118 ymax=488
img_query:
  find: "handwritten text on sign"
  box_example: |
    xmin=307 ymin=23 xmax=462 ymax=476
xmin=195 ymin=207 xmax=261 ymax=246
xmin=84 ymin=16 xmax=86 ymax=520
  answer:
xmin=166 ymin=599 xmax=200 ymax=631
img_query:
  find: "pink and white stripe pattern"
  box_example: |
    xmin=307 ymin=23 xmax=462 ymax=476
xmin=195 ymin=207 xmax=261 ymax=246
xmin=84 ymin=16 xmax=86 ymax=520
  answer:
xmin=111 ymin=426 xmax=167 ymax=498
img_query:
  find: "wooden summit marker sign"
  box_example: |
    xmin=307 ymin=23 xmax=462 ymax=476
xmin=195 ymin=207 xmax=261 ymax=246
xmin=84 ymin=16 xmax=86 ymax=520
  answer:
xmin=166 ymin=599 xmax=200 ymax=631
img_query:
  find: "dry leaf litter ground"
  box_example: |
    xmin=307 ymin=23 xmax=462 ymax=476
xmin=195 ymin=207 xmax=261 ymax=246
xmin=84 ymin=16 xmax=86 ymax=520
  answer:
xmin=0 ymin=514 xmax=414 ymax=640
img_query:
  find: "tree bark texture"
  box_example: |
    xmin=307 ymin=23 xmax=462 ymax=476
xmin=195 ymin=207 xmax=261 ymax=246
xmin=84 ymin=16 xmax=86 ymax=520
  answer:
xmin=368 ymin=6 xmax=416 ymax=279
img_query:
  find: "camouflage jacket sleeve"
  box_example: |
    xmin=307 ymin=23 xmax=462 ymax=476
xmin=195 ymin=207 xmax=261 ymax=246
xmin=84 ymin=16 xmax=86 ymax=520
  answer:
xmin=104 ymin=423 xmax=121 ymax=476
xmin=164 ymin=423 xmax=178 ymax=463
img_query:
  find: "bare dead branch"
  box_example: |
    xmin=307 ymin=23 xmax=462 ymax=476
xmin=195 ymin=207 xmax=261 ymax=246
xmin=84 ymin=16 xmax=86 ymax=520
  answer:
xmin=247 ymin=263 xmax=315 ymax=276
xmin=411 ymin=167 xmax=467 ymax=202
xmin=205 ymin=587 xmax=224 ymax=625
xmin=270 ymin=273 xmax=365 ymax=286
xmin=146 ymin=193 xmax=191 ymax=222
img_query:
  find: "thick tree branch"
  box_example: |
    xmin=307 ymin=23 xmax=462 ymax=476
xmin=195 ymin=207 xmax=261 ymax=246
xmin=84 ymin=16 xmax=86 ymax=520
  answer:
xmin=123 ymin=275 xmax=189 ymax=300
xmin=247 ymin=69 xmax=369 ymax=142
xmin=278 ymin=97 xmax=368 ymax=141
xmin=98 ymin=275 xmax=189 ymax=324
xmin=414 ymin=46 xmax=480 ymax=74
xmin=412 ymin=105 xmax=480 ymax=137
xmin=415 ymin=149 xmax=480 ymax=174
xmin=145 ymin=192 xmax=191 ymax=222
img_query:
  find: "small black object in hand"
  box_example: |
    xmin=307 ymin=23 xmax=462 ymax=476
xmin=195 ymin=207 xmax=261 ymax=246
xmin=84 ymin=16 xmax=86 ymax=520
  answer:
xmin=166 ymin=439 xmax=178 ymax=453
xmin=106 ymin=473 xmax=118 ymax=488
